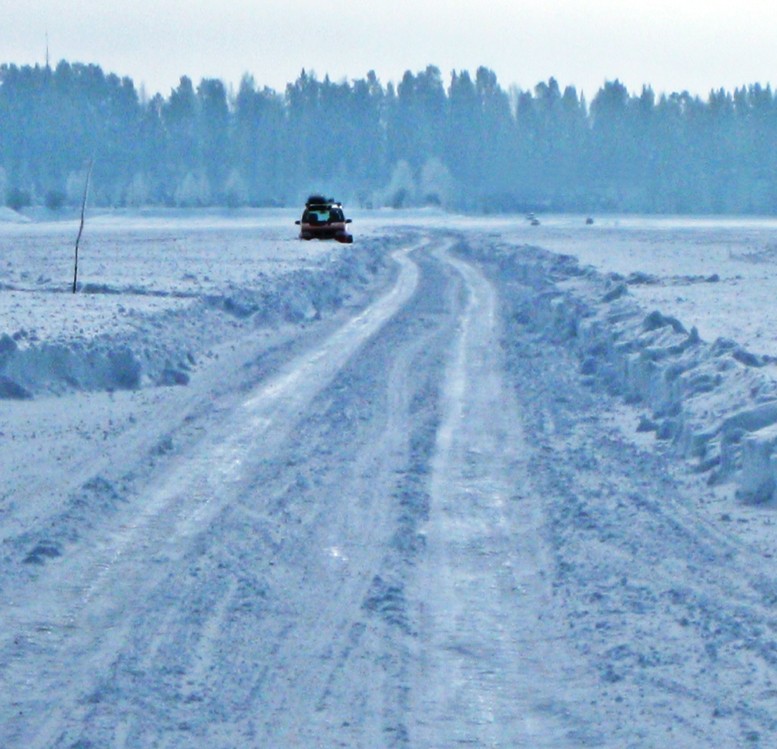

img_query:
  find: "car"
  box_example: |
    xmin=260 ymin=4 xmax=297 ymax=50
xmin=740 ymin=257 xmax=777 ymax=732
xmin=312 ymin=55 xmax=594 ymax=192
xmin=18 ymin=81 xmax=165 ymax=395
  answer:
xmin=295 ymin=195 xmax=353 ymax=243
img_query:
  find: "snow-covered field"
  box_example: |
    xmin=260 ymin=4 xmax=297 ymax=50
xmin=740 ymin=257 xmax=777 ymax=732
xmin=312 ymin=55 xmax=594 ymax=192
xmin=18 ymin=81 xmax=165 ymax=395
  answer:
xmin=3 ymin=208 xmax=777 ymax=747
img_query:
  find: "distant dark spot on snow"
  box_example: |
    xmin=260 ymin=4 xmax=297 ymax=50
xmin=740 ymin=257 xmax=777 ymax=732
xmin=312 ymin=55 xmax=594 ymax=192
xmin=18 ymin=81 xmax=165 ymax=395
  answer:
xmin=362 ymin=575 xmax=411 ymax=633
xmin=23 ymin=541 xmax=62 ymax=565
xmin=637 ymin=415 xmax=658 ymax=432
xmin=75 ymin=476 xmax=125 ymax=513
xmin=158 ymin=368 xmax=190 ymax=386
xmin=643 ymin=310 xmax=687 ymax=335
xmin=205 ymin=294 xmax=257 ymax=319
xmin=79 ymin=282 xmax=197 ymax=300
xmin=153 ymin=435 xmax=174 ymax=455
xmin=82 ymin=283 xmax=122 ymax=295
xmin=0 ymin=376 xmax=32 ymax=400
xmin=710 ymin=338 xmax=739 ymax=359
xmin=733 ymin=348 xmax=765 ymax=367
xmin=602 ymin=283 xmax=628 ymax=303
xmin=107 ymin=348 xmax=142 ymax=389
xmin=626 ymin=271 xmax=658 ymax=285
xmin=0 ymin=333 xmax=18 ymax=357
xmin=67 ymin=738 xmax=97 ymax=748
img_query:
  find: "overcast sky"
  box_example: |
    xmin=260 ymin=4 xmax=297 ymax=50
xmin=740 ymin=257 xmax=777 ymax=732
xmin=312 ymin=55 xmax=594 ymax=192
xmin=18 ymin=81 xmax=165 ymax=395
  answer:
xmin=5 ymin=0 xmax=777 ymax=99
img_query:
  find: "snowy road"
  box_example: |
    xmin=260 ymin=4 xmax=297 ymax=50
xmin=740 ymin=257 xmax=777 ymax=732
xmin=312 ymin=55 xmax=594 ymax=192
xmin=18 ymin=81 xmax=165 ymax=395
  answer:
xmin=407 ymin=248 xmax=582 ymax=747
xmin=3 ymin=227 xmax=777 ymax=747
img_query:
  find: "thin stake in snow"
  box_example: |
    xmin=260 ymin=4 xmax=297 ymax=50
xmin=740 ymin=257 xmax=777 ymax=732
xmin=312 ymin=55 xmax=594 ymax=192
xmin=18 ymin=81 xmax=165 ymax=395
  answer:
xmin=72 ymin=158 xmax=94 ymax=294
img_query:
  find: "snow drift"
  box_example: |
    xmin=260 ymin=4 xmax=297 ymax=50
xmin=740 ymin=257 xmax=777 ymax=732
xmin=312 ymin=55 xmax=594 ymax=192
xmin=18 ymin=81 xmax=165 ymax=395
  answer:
xmin=468 ymin=241 xmax=777 ymax=504
xmin=0 ymin=240 xmax=387 ymax=398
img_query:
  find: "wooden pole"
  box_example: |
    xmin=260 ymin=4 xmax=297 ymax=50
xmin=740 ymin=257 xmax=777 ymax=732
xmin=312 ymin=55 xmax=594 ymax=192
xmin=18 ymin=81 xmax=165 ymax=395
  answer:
xmin=72 ymin=158 xmax=94 ymax=294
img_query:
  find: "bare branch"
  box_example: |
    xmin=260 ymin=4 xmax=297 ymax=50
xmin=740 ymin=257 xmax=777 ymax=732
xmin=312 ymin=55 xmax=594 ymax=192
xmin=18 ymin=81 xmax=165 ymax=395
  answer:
xmin=72 ymin=158 xmax=94 ymax=294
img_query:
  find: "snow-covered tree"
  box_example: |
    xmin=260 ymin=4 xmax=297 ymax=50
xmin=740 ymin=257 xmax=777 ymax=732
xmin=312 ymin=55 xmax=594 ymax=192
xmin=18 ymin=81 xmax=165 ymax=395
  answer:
xmin=174 ymin=172 xmax=211 ymax=207
xmin=381 ymin=160 xmax=417 ymax=208
xmin=125 ymin=172 xmax=151 ymax=207
xmin=224 ymin=169 xmax=249 ymax=207
xmin=419 ymin=157 xmax=454 ymax=206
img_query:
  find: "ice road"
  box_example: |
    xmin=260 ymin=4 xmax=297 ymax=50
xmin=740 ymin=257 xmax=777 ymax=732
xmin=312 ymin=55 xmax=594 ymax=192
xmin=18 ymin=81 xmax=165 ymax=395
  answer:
xmin=2 ymin=216 xmax=777 ymax=747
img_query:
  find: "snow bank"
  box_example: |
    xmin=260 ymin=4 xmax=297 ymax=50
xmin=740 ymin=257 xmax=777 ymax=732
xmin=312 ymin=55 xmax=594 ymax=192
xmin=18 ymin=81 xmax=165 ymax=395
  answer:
xmin=472 ymin=242 xmax=777 ymax=504
xmin=473 ymin=214 xmax=777 ymax=357
xmin=0 ymin=240 xmax=386 ymax=398
xmin=0 ymin=206 xmax=31 ymax=223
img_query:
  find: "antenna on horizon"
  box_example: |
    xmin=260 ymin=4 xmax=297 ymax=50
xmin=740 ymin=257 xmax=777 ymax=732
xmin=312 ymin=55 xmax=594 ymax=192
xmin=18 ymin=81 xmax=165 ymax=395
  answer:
xmin=45 ymin=30 xmax=50 ymax=70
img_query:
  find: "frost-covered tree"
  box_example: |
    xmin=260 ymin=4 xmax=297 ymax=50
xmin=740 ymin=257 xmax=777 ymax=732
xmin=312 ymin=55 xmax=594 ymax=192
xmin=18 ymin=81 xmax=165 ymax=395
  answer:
xmin=381 ymin=160 xmax=417 ymax=207
xmin=224 ymin=169 xmax=249 ymax=207
xmin=163 ymin=76 xmax=200 ymax=182
xmin=389 ymin=66 xmax=446 ymax=169
xmin=3 ymin=59 xmax=777 ymax=213
xmin=197 ymin=78 xmax=229 ymax=197
xmin=420 ymin=157 xmax=454 ymax=206
xmin=174 ymin=172 xmax=211 ymax=207
xmin=125 ymin=172 xmax=151 ymax=207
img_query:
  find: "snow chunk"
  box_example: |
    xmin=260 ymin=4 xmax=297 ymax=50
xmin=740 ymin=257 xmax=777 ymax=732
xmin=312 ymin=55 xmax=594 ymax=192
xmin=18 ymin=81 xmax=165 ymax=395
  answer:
xmin=739 ymin=423 xmax=777 ymax=503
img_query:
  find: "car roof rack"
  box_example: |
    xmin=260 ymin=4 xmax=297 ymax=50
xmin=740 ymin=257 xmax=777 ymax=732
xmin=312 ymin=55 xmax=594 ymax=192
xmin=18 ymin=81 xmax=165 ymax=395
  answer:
xmin=305 ymin=195 xmax=343 ymax=207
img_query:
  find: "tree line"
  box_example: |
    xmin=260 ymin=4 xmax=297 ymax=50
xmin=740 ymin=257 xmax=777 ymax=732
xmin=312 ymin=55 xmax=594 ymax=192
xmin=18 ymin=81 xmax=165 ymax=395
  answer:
xmin=1 ymin=59 xmax=777 ymax=214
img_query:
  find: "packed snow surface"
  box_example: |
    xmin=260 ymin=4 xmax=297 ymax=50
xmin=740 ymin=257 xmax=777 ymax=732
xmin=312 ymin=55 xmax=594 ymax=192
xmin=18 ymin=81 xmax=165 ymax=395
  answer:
xmin=3 ymin=209 xmax=777 ymax=747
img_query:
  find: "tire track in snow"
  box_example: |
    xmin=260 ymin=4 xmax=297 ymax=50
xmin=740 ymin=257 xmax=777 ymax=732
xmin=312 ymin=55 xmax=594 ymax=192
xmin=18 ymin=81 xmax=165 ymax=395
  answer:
xmin=0 ymin=242 xmax=425 ymax=749
xmin=244 ymin=244 xmax=457 ymax=748
xmin=407 ymin=247 xmax=597 ymax=747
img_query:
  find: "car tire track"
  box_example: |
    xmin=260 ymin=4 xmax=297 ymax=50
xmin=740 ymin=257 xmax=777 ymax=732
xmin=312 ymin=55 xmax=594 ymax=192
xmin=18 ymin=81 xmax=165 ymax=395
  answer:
xmin=406 ymin=247 xmax=597 ymax=747
xmin=0 ymin=242 xmax=426 ymax=748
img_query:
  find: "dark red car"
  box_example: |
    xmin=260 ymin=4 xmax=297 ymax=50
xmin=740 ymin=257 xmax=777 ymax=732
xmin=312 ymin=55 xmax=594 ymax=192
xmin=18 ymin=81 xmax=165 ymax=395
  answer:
xmin=295 ymin=196 xmax=353 ymax=243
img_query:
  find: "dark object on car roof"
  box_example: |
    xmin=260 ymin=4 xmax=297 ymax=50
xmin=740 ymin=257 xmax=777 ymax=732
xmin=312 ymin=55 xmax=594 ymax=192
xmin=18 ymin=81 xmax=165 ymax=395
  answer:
xmin=295 ymin=196 xmax=353 ymax=243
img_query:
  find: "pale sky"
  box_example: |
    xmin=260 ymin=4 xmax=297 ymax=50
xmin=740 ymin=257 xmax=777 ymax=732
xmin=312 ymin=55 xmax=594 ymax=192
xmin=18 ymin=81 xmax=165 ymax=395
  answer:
xmin=4 ymin=1 xmax=777 ymax=99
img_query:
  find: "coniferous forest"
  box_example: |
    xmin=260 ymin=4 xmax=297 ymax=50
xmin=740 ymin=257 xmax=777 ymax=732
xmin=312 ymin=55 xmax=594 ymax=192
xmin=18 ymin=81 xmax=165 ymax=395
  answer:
xmin=2 ymin=60 xmax=777 ymax=214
